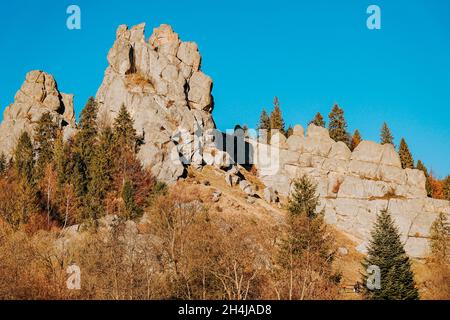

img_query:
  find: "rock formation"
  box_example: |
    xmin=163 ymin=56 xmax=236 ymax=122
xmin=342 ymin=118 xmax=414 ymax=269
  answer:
xmin=0 ymin=23 xmax=447 ymax=260
xmin=0 ymin=71 xmax=76 ymax=156
xmin=95 ymin=23 xmax=216 ymax=183
xmin=250 ymin=124 xmax=450 ymax=258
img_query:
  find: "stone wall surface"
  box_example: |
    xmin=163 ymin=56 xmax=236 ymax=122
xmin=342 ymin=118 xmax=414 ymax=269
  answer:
xmin=251 ymin=124 xmax=449 ymax=258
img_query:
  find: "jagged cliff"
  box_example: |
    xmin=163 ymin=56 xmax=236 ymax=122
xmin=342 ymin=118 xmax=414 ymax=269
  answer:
xmin=95 ymin=23 xmax=216 ymax=183
xmin=0 ymin=71 xmax=76 ymax=154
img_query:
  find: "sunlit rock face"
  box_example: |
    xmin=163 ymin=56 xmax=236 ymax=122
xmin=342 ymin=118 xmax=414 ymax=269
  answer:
xmin=0 ymin=70 xmax=76 ymax=156
xmin=251 ymin=124 xmax=449 ymax=258
xmin=96 ymin=23 xmax=215 ymax=183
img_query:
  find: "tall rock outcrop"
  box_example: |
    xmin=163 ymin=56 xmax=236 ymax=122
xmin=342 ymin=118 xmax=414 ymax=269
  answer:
xmin=96 ymin=23 xmax=215 ymax=183
xmin=0 ymin=71 xmax=76 ymax=156
xmin=251 ymin=124 xmax=450 ymax=258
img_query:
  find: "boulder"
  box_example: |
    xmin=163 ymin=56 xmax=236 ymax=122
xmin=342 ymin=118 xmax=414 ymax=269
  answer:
xmin=306 ymin=124 xmax=330 ymax=139
xmin=329 ymin=141 xmax=352 ymax=161
xmin=292 ymin=125 xmax=304 ymax=137
xmin=264 ymin=187 xmax=279 ymax=204
xmin=351 ymin=141 xmax=384 ymax=164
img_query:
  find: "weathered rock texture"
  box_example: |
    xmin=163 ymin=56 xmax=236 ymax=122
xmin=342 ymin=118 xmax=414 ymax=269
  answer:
xmin=251 ymin=125 xmax=449 ymax=258
xmin=96 ymin=23 xmax=216 ymax=183
xmin=0 ymin=71 xmax=76 ymax=155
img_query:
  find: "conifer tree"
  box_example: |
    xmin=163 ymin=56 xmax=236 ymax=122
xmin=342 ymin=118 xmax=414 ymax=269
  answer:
xmin=430 ymin=212 xmax=450 ymax=262
xmin=85 ymin=127 xmax=115 ymax=220
xmin=309 ymin=112 xmax=326 ymax=127
xmin=288 ymin=175 xmax=321 ymax=219
xmin=443 ymin=175 xmax=450 ymax=201
xmin=122 ymin=179 xmax=142 ymax=220
xmin=76 ymin=97 xmax=99 ymax=167
xmin=114 ymin=104 xmax=138 ymax=153
xmin=278 ymin=175 xmax=338 ymax=299
xmin=328 ymin=104 xmax=350 ymax=147
xmin=286 ymin=125 xmax=294 ymax=138
xmin=380 ymin=122 xmax=395 ymax=146
xmin=258 ymin=108 xmax=271 ymax=142
xmin=258 ymin=108 xmax=271 ymax=131
xmin=350 ymin=129 xmax=362 ymax=151
xmin=398 ymin=138 xmax=414 ymax=169
xmin=34 ymin=112 xmax=59 ymax=179
xmin=0 ymin=152 xmax=6 ymax=174
xmin=362 ymin=210 xmax=419 ymax=300
xmin=270 ymin=97 xmax=286 ymax=136
xmin=416 ymin=160 xmax=433 ymax=197
xmin=14 ymin=131 xmax=35 ymax=183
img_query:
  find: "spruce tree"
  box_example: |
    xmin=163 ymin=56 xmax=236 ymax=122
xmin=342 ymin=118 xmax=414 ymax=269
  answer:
xmin=85 ymin=127 xmax=115 ymax=220
xmin=0 ymin=152 xmax=6 ymax=174
xmin=398 ymin=138 xmax=414 ymax=169
xmin=34 ymin=112 xmax=59 ymax=180
xmin=76 ymin=97 xmax=99 ymax=167
xmin=416 ymin=160 xmax=432 ymax=197
xmin=443 ymin=175 xmax=450 ymax=201
xmin=309 ymin=112 xmax=326 ymax=127
xmin=258 ymin=108 xmax=271 ymax=142
xmin=328 ymin=104 xmax=350 ymax=147
xmin=351 ymin=129 xmax=362 ymax=151
xmin=113 ymin=104 xmax=138 ymax=153
xmin=380 ymin=122 xmax=395 ymax=146
xmin=362 ymin=210 xmax=419 ymax=300
xmin=270 ymin=97 xmax=286 ymax=136
xmin=288 ymin=175 xmax=321 ymax=219
xmin=122 ymin=179 xmax=142 ymax=220
xmin=258 ymin=108 xmax=271 ymax=131
xmin=14 ymin=131 xmax=35 ymax=183
xmin=279 ymin=175 xmax=338 ymax=299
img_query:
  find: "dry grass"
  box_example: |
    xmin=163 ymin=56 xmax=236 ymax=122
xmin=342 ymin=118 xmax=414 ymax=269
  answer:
xmin=125 ymin=73 xmax=154 ymax=92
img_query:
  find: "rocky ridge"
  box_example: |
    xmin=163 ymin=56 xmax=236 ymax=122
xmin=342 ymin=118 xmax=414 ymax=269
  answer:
xmin=249 ymin=125 xmax=450 ymax=258
xmin=0 ymin=71 xmax=76 ymax=154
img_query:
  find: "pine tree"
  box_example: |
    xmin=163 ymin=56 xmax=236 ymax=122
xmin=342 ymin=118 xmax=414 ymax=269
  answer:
xmin=288 ymin=175 xmax=321 ymax=219
xmin=362 ymin=209 xmax=419 ymax=300
xmin=114 ymin=104 xmax=138 ymax=153
xmin=328 ymin=104 xmax=350 ymax=147
xmin=122 ymin=179 xmax=142 ymax=220
xmin=14 ymin=131 xmax=35 ymax=183
xmin=443 ymin=175 xmax=450 ymax=201
xmin=309 ymin=112 xmax=326 ymax=127
xmin=0 ymin=152 xmax=6 ymax=174
xmin=270 ymin=97 xmax=286 ymax=136
xmin=416 ymin=160 xmax=433 ymax=197
xmin=380 ymin=122 xmax=394 ymax=146
xmin=351 ymin=129 xmax=362 ymax=151
xmin=398 ymin=138 xmax=414 ymax=169
xmin=34 ymin=112 xmax=59 ymax=179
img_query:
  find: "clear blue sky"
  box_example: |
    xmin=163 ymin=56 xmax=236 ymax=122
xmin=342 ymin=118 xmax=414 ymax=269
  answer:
xmin=1 ymin=0 xmax=449 ymax=177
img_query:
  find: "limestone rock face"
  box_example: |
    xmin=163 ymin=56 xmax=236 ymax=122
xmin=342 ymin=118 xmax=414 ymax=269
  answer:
xmin=96 ymin=23 xmax=215 ymax=183
xmin=0 ymin=71 xmax=76 ymax=156
xmin=252 ymin=123 xmax=449 ymax=258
